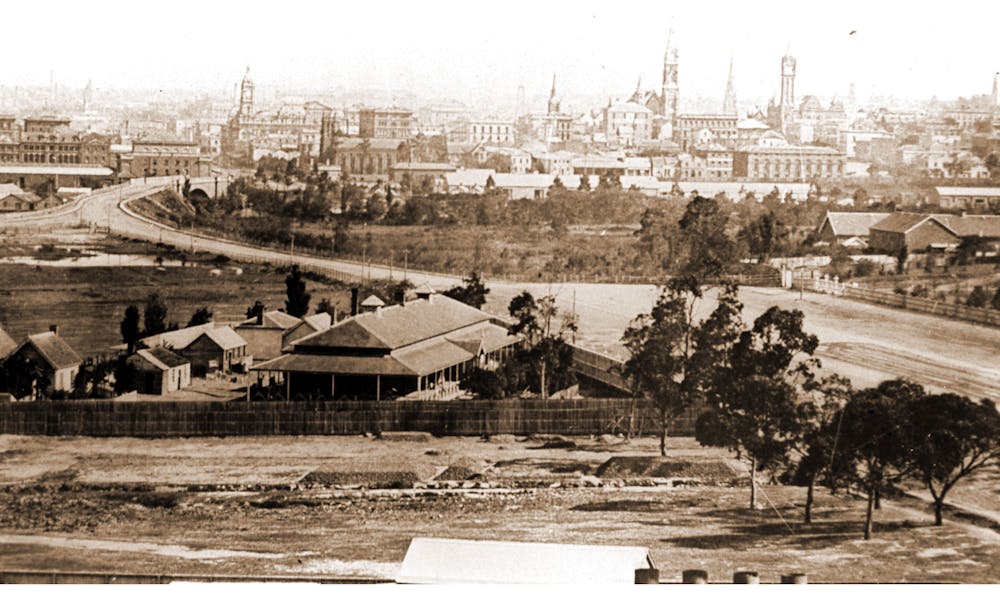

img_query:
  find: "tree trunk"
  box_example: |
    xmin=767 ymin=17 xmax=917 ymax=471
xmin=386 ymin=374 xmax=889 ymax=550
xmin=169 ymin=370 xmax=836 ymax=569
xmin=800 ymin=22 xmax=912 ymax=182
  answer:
xmin=539 ymin=360 xmax=547 ymax=400
xmin=864 ymin=486 xmax=875 ymax=540
xmin=804 ymin=475 xmax=815 ymax=524
xmin=625 ymin=396 xmax=637 ymax=442
xmin=934 ymin=498 xmax=944 ymax=526
xmin=659 ymin=418 xmax=667 ymax=457
xmin=749 ymin=455 xmax=757 ymax=510
xmin=874 ymin=487 xmax=881 ymax=510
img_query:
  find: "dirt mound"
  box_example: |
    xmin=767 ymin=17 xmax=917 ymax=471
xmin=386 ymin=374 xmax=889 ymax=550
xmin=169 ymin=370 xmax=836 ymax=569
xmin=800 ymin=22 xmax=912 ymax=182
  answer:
xmin=595 ymin=456 xmax=741 ymax=484
xmin=300 ymin=471 xmax=419 ymax=489
xmin=377 ymin=432 xmax=434 ymax=443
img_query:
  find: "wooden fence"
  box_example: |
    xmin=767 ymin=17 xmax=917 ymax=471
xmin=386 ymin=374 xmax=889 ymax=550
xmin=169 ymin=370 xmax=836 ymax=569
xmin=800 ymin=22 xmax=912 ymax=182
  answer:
xmin=0 ymin=398 xmax=701 ymax=438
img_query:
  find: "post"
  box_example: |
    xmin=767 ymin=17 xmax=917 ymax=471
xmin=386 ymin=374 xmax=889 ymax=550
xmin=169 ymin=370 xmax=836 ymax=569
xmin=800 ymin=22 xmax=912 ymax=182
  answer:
xmin=733 ymin=571 xmax=759 ymax=584
xmin=682 ymin=570 xmax=708 ymax=584
xmin=376 ymin=375 xmax=381 ymax=402
xmin=634 ymin=569 xmax=659 ymax=584
xmin=286 ymin=373 xmax=291 ymax=402
xmin=331 ymin=374 xmax=335 ymax=401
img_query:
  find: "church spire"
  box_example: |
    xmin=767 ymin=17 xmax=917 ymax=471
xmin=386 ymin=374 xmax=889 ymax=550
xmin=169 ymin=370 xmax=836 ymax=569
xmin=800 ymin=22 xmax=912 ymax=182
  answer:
xmin=723 ymin=56 xmax=737 ymax=115
xmin=547 ymin=73 xmax=560 ymax=115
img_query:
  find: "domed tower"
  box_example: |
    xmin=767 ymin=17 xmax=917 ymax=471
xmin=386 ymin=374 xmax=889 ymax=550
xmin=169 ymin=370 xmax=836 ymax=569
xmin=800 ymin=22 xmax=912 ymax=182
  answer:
xmin=238 ymin=66 xmax=255 ymax=121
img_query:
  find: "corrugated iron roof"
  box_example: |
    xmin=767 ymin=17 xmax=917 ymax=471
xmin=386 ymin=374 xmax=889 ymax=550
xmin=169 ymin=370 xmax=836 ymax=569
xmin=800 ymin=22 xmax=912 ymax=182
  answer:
xmin=393 ymin=338 xmax=473 ymax=376
xmin=935 ymin=214 xmax=1000 ymax=238
xmin=250 ymin=352 xmax=415 ymax=376
xmin=871 ymin=213 xmax=957 ymax=235
xmin=237 ymin=310 xmax=302 ymax=331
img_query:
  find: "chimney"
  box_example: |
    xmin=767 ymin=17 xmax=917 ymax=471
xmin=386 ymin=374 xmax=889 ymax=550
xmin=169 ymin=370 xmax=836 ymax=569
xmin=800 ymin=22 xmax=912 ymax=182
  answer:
xmin=49 ymin=324 xmax=59 ymax=336
xmin=394 ymin=287 xmax=406 ymax=305
xmin=350 ymin=287 xmax=359 ymax=316
xmin=256 ymin=306 xmax=264 ymax=325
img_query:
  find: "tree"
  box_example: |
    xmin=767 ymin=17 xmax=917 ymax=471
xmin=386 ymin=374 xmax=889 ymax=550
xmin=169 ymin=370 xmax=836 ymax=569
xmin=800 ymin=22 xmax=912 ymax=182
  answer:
xmin=789 ymin=374 xmax=854 ymax=523
xmin=120 ymin=305 xmax=141 ymax=354
xmin=624 ymin=283 xmax=743 ymax=455
xmin=485 ymin=174 xmax=496 ymax=190
xmin=333 ymin=221 xmax=350 ymax=253
xmin=965 ymin=285 xmax=990 ymax=308
xmin=316 ymin=298 xmax=337 ymax=319
xmin=838 ymin=379 xmax=921 ymax=539
xmin=444 ymin=271 xmax=491 ymax=309
xmin=675 ymin=196 xmax=736 ymax=281
xmin=505 ymin=292 xmax=577 ymax=398
xmin=905 ymin=393 xmax=1000 ymax=525
xmin=577 ymin=174 xmax=591 ymax=192
xmin=992 ymin=286 xmax=1000 ymax=311
xmin=72 ymin=357 xmax=115 ymax=399
xmin=697 ymin=306 xmax=819 ymax=510
xmin=0 ymin=353 xmax=50 ymax=401
xmin=187 ymin=307 xmax=214 ymax=327
xmin=143 ymin=293 xmax=169 ymax=337
xmin=895 ymin=244 xmax=908 ymax=275
xmin=549 ymin=176 xmax=565 ymax=192
xmin=246 ymin=300 xmax=266 ymax=321
xmin=739 ymin=211 xmax=787 ymax=262
xmin=284 ymin=265 xmax=311 ymax=318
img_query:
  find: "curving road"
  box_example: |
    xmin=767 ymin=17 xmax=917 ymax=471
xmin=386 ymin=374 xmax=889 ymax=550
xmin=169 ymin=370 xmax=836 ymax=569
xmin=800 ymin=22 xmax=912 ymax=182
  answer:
xmin=2 ymin=181 xmax=997 ymax=398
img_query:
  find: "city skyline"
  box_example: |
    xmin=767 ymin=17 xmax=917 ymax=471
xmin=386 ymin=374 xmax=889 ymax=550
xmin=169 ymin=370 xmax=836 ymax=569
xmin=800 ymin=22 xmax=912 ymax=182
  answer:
xmin=2 ymin=0 xmax=998 ymax=109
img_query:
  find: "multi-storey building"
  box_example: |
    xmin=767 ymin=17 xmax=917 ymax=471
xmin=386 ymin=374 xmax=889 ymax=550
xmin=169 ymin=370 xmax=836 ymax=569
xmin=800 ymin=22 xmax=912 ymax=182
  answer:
xmin=358 ymin=107 xmax=414 ymax=139
xmin=732 ymin=142 xmax=845 ymax=181
xmin=604 ymin=102 xmax=653 ymax=147
xmin=675 ymin=114 xmax=738 ymax=150
xmin=119 ymin=140 xmax=211 ymax=178
xmin=467 ymin=120 xmax=515 ymax=145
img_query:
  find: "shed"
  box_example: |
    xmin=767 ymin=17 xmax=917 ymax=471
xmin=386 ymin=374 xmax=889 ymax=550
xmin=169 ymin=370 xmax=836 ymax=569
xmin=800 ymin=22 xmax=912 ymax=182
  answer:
xmin=128 ymin=347 xmax=191 ymax=395
xmin=396 ymin=537 xmax=655 ymax=584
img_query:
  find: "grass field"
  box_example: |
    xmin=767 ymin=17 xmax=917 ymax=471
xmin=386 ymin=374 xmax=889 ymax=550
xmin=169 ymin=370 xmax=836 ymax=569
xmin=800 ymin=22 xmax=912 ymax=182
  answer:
xmin=0 ymin=434 xmax=998 ymax=583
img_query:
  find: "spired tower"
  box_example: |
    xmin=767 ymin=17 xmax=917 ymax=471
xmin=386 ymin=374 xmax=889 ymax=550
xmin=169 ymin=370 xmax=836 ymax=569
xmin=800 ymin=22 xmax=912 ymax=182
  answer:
xmin=82 ymin=78 xmax=93 ymax=113
xmin=992 ymin=72 xmax=998 ymax=112
xmin=547 ymin=73 xmax=561 ymax=115
xmin=238 ymin=66 xmax=255 ymax=120
xmin=780 ymin=48 xmax=796 ymax=110
xmin=662 ymin=28 xmax=680 ymax=136
xmin=723 ymin=57 xmax=737 ymax=115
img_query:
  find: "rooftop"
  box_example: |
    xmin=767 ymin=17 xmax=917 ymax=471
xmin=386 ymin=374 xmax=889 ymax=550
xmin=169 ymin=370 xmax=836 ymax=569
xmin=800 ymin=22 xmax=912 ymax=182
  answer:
xmin=237 ymin=310 xmax=302 ymax=331
xmin=0 ymin=165 xmax=113 ymax=177
xmin=23 ymin=331 xmax=81 ymax=370
xmin=820 ymin=212 xmax=893 ymax=237
xmin=135 ymin=347 xmax=188 ymax=370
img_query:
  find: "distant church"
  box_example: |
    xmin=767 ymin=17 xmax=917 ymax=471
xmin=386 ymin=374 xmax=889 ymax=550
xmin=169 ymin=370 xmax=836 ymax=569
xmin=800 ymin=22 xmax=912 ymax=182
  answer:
xmin=628 ymin=29 xmax=680 ymax=139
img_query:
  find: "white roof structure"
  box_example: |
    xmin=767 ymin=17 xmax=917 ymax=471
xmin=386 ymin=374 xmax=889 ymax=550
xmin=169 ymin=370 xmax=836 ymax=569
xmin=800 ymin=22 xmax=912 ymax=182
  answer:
xmin=396 ymin=537 xmax=654 ymax=584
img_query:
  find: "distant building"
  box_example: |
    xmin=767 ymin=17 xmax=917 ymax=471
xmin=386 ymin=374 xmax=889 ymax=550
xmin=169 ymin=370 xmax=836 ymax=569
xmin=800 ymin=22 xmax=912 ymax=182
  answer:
xmin=119 ymin=140 xmax=211 ymax=179
xmin=675 ymin=114 xmax=738 ymax=151
xmin=359 ymin=107 xmax=414 ymax=139
xmin=467 ymin=120 xmax=515 ymax=145
xmin=390 ymin=162 xmax=456 ymax=192
xmin=333 ymin=138 xmax=405 ymax=179
xmin=603 ymin=102 xmax=654 ymax=147
xmin=815 ymin=212 xmax=892 ymax=246
xmin=868 ymin=213 xmax=960 ymax=254
xmin=934 ymin=186 xmax=1000 ymax=211
xmin=732 ymin=141 xmax=845 ymax=181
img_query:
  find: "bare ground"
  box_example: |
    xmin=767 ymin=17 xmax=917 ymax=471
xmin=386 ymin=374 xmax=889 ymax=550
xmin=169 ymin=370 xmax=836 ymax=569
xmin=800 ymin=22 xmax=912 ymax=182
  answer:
xmin=0 ymin=434 xmax=998 ymax=583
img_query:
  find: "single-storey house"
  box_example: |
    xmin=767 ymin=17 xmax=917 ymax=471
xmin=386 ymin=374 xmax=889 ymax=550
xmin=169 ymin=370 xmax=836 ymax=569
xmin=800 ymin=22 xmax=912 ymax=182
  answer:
xmin=868 ymin=213 xmax=960 ymax=254
xmin=815 ymin=211 xmax=892 ymax=246
xmin=0 ymin=192 xmax=43 ymax=212
xmin=128 ymin=347 xmax=191 ymax=395
xmin=140 ymin=323 xmax=248 ymax=376
xmin=934 ymin=187 xmax=1000 ymax=211
xmin=252 ymin=287 xmax=519 ymax=401
xmin=6 ymin=328 xmax=82 ymax=396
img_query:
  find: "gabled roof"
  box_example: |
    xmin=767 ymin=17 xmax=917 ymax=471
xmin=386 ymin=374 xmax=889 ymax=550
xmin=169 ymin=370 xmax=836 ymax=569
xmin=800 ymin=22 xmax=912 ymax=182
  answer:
xmin=0 ymin=183 xmax=23 ymax=197
xmin=935 ymin=214 xmax=1000 ymax=238
xmin=20 ymin=332 xmax=81 ymax=370
xmin=140 ymin=322 xmax=217 ymax=350
xmin=195 ymin=327 xmax=247 ymax=351
xmin=871 ymin=213 xmax=958 ymax=236
xmin=293 ymin=295 xmax=493 ymax=352
xmin=237 ymin=310 xmax=302 ymax=331
xmin=134 ymin=347 xmax=188 ymax=371
xmin=301 ymin=313 xmax=332 ymax=331
xmin=0 ymin=327 xmax=17 ymax=359
xmin=396 ymin=538 xmax=654 ymax=584
xmin=819 ymin=212 xmax=892 ymax=237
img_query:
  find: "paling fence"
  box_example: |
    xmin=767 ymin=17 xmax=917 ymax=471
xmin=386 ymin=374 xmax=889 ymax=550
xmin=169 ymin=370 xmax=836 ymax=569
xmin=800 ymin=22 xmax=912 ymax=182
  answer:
xmin=0 ymin=398 xmax=701 ymax=438
xmin=797 ymin=273 xmax=1000 ymax=328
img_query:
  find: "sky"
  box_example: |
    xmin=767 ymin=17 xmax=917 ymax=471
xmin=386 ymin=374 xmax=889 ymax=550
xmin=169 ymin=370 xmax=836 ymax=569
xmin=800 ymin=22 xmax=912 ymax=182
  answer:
xmin=3 ymin=0 xmax=997 ymax=107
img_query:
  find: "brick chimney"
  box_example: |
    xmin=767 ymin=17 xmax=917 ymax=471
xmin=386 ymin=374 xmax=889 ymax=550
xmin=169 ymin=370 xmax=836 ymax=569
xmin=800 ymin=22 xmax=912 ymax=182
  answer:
xmin=257 ymin=304 xmax=265 ymax=325
xmin=49 ymin=324 xmax=59 ymax=335
xmin=350 ymin=287 xmax=359 ymax=316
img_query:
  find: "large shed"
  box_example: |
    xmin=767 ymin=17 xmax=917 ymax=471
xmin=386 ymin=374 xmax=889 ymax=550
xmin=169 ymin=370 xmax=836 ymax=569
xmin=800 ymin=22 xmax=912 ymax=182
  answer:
xmin=396 ymin=537 xmax=655 ymax=584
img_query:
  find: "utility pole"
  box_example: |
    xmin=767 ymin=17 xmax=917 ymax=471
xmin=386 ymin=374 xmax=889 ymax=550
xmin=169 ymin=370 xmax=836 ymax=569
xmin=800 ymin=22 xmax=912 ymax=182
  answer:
xmin=290 ymin=233 xmax=295 ymax=259
xmin=403 ymin=249 xmax=409 ymax=283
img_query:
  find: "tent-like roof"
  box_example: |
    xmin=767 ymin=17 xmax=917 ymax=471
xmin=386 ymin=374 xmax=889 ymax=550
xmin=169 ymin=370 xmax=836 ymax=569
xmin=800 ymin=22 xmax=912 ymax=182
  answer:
xmin=360 ymin=295 xmax=386 ymax=308
xmin=396 ymin=538 xmax=654 ymax=584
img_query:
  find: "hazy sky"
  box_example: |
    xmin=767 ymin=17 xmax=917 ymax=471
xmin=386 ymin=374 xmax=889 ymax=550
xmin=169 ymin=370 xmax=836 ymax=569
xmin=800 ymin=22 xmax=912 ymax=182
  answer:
xmin=4 ymin=0 xmax=997 ymax=106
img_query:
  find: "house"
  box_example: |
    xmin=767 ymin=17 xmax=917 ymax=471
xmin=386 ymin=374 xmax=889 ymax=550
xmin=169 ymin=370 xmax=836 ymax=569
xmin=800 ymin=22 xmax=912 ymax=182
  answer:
xmin=235 ymin=310 xmax=332 ymax=363
xmin=868 ymin=213 xmax=960 ymax=254
xmin=0 ymin=192 xmax=42 ymax=212
xmin=935 ymin=214 xmax=1000 ymax=256
xmin=252 ymin=287 xmax=519 ymax=401
xmin=178 ymin=327 xmax=248 ymax=376
xmin=127 ymin=347 xmax=191 ymax=395
xmin=815 ymin=212 xmax=892 ymax=246
xmin=140 ymin=323 xmax=248 ymax=376
xmin=6 ymin=328 xmax=82 ymax=396
xmin=934 ymin=187 xmax=1000 ymax=212
xmin=396 ymin=538 xmax=656 ymax=584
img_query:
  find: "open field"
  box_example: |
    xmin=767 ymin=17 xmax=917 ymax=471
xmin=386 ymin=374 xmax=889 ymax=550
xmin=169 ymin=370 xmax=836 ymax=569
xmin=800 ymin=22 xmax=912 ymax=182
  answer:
xmin=0 ymin=263 xmax=355 ymax=358
xmin=485 ymin=284 xmax=1000 ymax=399
xmin=0 ymin=434 xmax=998 ymax=583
